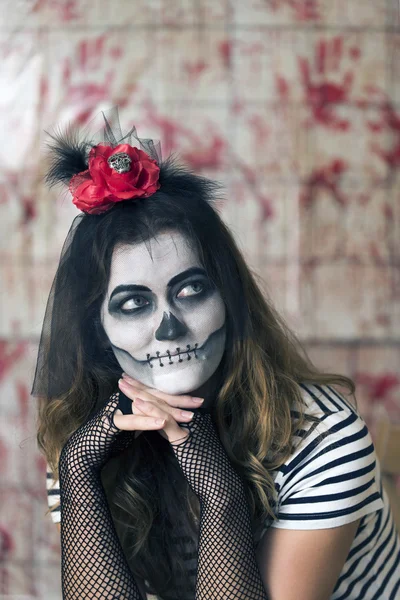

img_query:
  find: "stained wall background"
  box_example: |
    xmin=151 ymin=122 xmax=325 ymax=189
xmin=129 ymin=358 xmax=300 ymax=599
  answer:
xmin=0 ymin=1 xmax=399 ymax=597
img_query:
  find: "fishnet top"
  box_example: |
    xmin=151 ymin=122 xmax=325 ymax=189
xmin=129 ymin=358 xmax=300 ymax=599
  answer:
xmin=46 ymin=467 xmax=269 ymax=599
xmin=55 ymin=391 xmax=269 ymax=599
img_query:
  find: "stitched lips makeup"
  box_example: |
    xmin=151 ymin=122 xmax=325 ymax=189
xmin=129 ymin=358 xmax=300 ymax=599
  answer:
xmin=101 ymin=231 xmax=227 ymax=395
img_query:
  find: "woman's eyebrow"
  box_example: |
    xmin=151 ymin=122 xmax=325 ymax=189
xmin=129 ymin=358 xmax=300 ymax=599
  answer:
xmin=167 ymin=266 xmax=206 ymax=288
xmin=109 ymin=267 xmax=207 ymax=304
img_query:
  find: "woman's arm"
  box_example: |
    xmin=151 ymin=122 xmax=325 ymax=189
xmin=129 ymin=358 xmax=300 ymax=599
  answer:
xmin=254 ymin=519 xmax=361 ymax=600
xmin=57 ymin=393 xmax=146 ymax=599
xmin=195 ymin=490 xmax=268 ymax=599
xmin=170 ymin=412 xmax=268 ymax=599
xmin=60 ymin=469 xmax=144 ymax=599
xmin=55 ymin=518 xmax=149 ymax=599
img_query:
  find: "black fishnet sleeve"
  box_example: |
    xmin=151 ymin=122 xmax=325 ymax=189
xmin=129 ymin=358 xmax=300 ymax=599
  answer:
xmin=58 ymin=392 xmax=143 ymax=599
xmin=170 ymin=410 xmax=269 ymax=599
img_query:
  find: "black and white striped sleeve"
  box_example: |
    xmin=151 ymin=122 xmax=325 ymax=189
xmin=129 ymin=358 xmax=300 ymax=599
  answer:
xmin=270 ymin=408 xmax=385 ymax=530
xmin=46 ymin=463 xmax=61 ymax=524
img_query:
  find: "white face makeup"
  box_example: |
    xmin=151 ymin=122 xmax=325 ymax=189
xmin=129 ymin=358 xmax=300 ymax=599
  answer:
xmin=100 ymin=230 xmax=226 ymax=395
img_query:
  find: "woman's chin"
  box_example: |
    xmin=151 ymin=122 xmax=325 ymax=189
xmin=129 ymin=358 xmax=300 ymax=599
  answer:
xmin=149 ymin=365 xmax=211 ymax=396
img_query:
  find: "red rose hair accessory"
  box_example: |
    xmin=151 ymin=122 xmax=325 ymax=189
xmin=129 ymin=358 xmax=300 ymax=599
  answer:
xmin=44 ymin=106 xmax=162 ymax=215
xmin=69 ymin=143 xmax=161 ymax=214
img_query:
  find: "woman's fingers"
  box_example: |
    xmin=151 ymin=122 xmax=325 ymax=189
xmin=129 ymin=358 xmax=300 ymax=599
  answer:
xmin=128 ymin=399 xmax=190 ymax=445
xmin=121 ymin=373 xmax=204 ymax=407
xmin=113 ymin=402 xmax=190 ymax=445
xmin=113 ymin=408 xmax=166 ymax=431
xmin=118 ymin=379 xmax=197 ymax=424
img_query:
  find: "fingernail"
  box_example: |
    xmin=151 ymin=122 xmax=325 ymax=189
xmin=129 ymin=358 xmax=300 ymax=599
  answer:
xmin=122 ymin=373 xmax=134 ymax=383
xmin=182 ymin=411 xmax=194 ymax=418
xmin=192 ymin=397 xmax=204 ymax=403
xmin=118 ymin=378 xmax=128 ymax=387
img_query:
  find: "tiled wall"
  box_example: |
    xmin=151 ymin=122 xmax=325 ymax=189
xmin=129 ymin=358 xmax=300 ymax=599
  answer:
xmin=0 ymin=1 xmax=399 ymax=597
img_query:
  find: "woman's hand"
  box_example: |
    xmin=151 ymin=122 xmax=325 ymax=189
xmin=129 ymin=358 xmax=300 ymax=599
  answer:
xmin=117 ymin=374 xmax=245 ymax=508
xmin=115 ymin=373 xmax=205 ymax=444
xmin=59 ymin=392 xmax=136 ymax=479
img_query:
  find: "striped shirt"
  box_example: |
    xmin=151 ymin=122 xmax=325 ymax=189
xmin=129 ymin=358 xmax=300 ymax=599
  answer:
xmin=46 ymin=383 xmax=400 ymax=599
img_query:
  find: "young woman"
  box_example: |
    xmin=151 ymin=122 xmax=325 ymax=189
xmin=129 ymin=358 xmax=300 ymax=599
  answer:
xmin=34 ymin=108 xmax=400 ymax=600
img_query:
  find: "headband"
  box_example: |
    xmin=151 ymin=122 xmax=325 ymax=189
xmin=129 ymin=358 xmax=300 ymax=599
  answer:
xmin=44 ymin=106 xmax=162 ymax=214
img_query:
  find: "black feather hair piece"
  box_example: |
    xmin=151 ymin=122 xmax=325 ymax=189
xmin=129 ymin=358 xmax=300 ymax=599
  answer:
xmin=43 ymin=124 xmax=92 ymax=189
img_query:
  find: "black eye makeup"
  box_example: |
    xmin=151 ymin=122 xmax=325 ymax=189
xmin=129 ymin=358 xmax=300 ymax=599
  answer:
xmin=108 ymin=275 xmax=213 ymax=317
xmin=174 ymin=277 xmax=212 ymax=302
xmin=109 ymin=293 xmax=151 ymax=316
xmin=177 ymin=281 xmax=204 ymax=298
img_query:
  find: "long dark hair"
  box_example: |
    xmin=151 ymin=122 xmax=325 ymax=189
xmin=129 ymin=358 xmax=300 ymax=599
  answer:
xmin=36 ymin=156 xmax=356 ymax=599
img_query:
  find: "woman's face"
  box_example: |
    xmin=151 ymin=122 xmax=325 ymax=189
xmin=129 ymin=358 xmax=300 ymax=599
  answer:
xmin=100 ymin=230 xmax=226 ymax=395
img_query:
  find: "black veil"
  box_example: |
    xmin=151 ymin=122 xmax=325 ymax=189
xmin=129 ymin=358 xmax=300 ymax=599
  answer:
xmin=31 ymin=106 xmax=162 ymax=404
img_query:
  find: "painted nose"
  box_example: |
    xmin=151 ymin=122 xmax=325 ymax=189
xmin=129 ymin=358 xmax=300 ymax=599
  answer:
xmin=155 ymin=311 xmax=188 ymax=341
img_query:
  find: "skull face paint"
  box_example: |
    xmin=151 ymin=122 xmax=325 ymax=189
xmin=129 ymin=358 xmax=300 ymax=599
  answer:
xmin=100 ymin=231 xmax=226 ymax=395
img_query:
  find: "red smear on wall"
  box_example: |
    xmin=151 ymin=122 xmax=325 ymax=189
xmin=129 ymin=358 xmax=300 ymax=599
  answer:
xmin=356 ymin=372 xmax=400 ymax=418
xmin=276 ymin=75 xmax=290 ymax=102
xmin=16 ymin=382 xmax=30 ymax=430
xmin=269 ymin=0 xmax=320 ymax=21
xmin=0 ymin=525 xmax=14 ymax=594
xmin=301 ymin=159 xmax=348 ymax=208
xmin=183 ymin=60 xmax=208 ymax=83
xmin=0 ymin=342 xmax=26 ymax=383
xmin=219 ymin=40 xmax=232 ymax=70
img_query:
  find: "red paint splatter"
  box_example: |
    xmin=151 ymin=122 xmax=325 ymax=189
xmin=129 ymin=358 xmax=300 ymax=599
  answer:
xmin=383 ymin=203 xmax=394 ymax=220
xmin=33 ymin=0 xmax=81 ymax=21
xmin=301 ymin=159 xmax=348 ymax=208
xmin=110 ymin=46 xmax=123 ymax=60
xmin=276 ymin=75 xmax=290 ymax=103
xmin=269 ymin=0 xmax=320 ymax=21
xmin=40 ymin=75 xmax=48 ymax=105
xmin=358 ymin=193 xmax=369 ymax=206
xmin=0 ymin=525 xmax=14 ymax=595
xmin=258 ymin=195 xmax=274 ymax=222
xmin=248 ymin=115 xmax=270 ymax=146
xmin=21 ymin=196 xmax=36 ymax=225
xmin=77 ymin=35 xmax=107 ymax=71
xmin=143 ymin=105 xmax=226 ymax=172
xmin=370 ymin=101 xmax=400 ymax=177
xmin=349 ymin=46 xmax=361 ymax=60
xmin=182 ymin=137 xmax=225 ymax=171
xmin=36 ymin=454 xmax=47 ymax=475
xmin=68 ymin=71 xmax=115 ymax=124
xmin=298 ymin=37 xmax=356 ymax=130
xmin=356 ymin=372 xmax=400 ymax=416
xmin=231 ymin=98 xmax=244 ymax=114
xmin=183 ymin=59 xmax=208 ymax=83
xmin=0 ymin=342 xmax=26 ymax=383
xmin=219 ymin=40 xmax=232 ymax=70
xmin=16 ymin=382 xmax=30 ymax=430
xmin=0 ymin=525 xmax=13 ymax=559
xmin=229 ymin=160 xmax=275 ymax=223
xmin=367 ymin=121 xmax=384 ymax=133
xmin=242 ymin=42 xmax=264 ymax=57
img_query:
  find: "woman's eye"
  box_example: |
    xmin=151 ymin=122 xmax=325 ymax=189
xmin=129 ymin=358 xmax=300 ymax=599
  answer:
xmin=177 ymin=281 xmax=204 ymax=298
xmin=120 ymin=296 xmax=149 ymax=312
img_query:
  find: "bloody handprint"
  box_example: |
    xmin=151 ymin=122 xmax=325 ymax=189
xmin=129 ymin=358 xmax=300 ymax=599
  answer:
xmin=299 ymin=37 xmax=355 ymax=130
